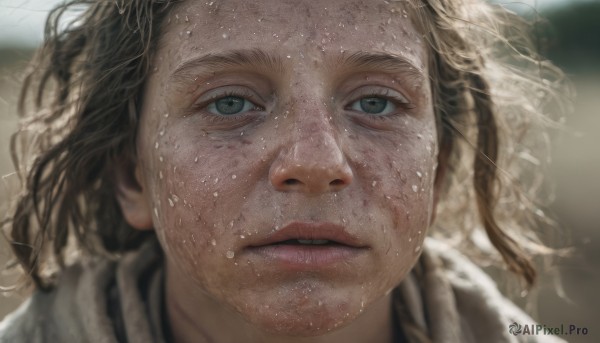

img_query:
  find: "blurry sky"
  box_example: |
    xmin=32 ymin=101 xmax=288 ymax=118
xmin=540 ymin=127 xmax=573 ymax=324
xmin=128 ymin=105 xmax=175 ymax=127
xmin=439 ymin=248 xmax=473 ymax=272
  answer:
xmin=0 ymin=0 xmax=599 ymax=47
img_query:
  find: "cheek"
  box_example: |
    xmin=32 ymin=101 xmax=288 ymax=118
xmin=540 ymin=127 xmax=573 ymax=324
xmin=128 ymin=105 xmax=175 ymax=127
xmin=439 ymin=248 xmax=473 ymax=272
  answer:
xmin=141 ymin=123 xmax=266 ymax=278
xmin=348 ymin=126 xmax=438 ymax=273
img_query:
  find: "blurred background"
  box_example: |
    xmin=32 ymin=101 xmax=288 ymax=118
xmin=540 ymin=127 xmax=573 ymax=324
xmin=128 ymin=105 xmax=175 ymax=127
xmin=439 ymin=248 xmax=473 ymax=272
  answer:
xmin=0 ymin=0 xmax=599 ymax=341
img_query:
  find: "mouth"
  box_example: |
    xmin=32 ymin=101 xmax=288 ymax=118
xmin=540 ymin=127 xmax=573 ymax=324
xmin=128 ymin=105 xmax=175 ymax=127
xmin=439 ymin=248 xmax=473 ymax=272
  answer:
xmin=244 ymin=221 xmax=368 ymax=270
xmin=271 ymin=239 xmax=338 ymax=245
xmin=249 ymin=221 xmax=366 ymax=248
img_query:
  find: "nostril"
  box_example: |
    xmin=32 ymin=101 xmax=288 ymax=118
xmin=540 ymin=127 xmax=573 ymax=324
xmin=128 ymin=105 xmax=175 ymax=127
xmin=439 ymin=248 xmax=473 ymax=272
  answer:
xmin=330 ymin=179 xmax=345 ymax=186
xmin=284 ymin=179 xmax=301 ymax=186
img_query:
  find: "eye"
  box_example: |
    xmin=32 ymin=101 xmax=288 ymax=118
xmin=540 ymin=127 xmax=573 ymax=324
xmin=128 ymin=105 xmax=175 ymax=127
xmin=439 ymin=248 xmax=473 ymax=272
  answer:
xmin=350 ymin=97 xmax=397 ymax=115
xmin=207 ymin=96 xmax=260 ymax=115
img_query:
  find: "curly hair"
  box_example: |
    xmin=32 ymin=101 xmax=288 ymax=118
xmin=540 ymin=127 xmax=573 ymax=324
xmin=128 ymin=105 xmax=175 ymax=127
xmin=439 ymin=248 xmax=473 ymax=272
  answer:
xmin=4 ymin=0 xmax=570 ymax=290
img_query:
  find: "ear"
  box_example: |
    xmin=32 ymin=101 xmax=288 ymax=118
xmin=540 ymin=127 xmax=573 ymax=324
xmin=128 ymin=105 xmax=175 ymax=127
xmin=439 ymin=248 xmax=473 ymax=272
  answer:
xmin=114 ymin=157 xmax=154 ymax=230
xmin=430 ymin=132 xmax=452 ymax=226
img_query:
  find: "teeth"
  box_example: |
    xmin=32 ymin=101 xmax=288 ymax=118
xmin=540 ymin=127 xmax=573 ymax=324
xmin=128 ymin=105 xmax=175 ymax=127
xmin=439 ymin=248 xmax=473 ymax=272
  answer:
xmin=297 ymin=239 xmax=330 ymax=245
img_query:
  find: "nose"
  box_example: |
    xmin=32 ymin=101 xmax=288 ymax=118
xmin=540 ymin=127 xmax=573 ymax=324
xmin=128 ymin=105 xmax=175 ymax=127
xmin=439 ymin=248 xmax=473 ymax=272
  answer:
xmin=269 ymin=121 xmax=353 ymax=194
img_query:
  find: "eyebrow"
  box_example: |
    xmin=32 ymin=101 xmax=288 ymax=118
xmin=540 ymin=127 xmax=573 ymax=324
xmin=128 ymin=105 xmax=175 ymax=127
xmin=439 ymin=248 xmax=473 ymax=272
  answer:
xmin=169 ymin=48 xmax=425 ymax=84
xmin=170 ymin=48 xmax=285 ymax=84
xmin=340 ymin=51 xmax=425 ymax=80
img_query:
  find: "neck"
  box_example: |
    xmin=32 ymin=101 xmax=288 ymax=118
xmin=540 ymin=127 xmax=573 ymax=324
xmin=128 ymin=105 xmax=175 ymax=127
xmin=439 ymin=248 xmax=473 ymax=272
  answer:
xmin=164 ymin=261 xmax=395 ymax=343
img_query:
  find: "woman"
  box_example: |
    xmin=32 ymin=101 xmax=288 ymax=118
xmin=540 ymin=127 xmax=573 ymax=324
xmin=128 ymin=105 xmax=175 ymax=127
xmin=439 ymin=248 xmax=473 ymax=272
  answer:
xmin=0 ymin=0 xmax=569 ymax=341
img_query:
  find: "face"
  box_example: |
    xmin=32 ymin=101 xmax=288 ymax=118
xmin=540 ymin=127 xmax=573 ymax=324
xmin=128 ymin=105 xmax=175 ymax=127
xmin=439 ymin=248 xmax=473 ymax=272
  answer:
xmin=129 ymin=0 xmax=438 ymax=336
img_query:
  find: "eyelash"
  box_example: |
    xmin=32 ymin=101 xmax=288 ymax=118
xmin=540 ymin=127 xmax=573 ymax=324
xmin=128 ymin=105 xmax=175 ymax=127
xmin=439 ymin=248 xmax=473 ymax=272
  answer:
xmin=190 ymin=88 xmax=414 ymax=122
xmin=190 ymin=89 xmax=264 ymax=122
xmin=346 ymin=88 xmax=415 ymax=121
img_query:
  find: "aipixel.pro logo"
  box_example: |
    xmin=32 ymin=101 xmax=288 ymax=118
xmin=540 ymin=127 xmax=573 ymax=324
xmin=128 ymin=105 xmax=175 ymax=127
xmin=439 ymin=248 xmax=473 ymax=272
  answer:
xmin=508 ymin=321 xmax=588 ymax=337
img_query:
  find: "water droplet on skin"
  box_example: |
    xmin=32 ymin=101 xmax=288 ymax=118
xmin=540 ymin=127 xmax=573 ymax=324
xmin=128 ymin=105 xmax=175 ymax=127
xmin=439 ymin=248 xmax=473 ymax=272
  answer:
xmin=211 ymin=239 xmax=217 ymax=246
xmin=372 ymin=181 xmax=377 ymax=187
xmin=411 ymin=185 xmax=418 ymax=192
xmin=155 ymin=142 xmax=159 ymax=149
xmin=159 ymin=156 xmax=164 ymax=162
xmin=414 ymin=246 xmax=421 ymax=253
xmin=168 ymin=198 xmax=175 ymax=207
xmin=194 ymin=156 xmax=199 ymax=163
xmin=154 ymin=207 xmax=159 ymax=218
xmin=286 ymin=55 xmax=291 ymax=59
xmin=240 ymin=235 xmax=245 ymax=239
xmin=416 ymin=171 xmax=422 ymax=178
xmin=186 ymin=31 xmax=192 ymax=36
xmin=172 ymin=194 xmax=179 ymax=202
xmin=226 ymin=250 xmax=235 ymax=259
xmin=185 ymin=15 xmax=189 ymax=22
xmin=164 ymin=113 xmax=169 ymax=118
xmin=159 ymin=128 xmax=165 ymax=136
xmin=417 ymin=134 xmax=422 ymax=139
xmin=159 ymin=171 xmax=163 ymax=179
xmin=213 ymin=192 xmax=218 ymax=197
xmin=231 ymin=174 xmax=237 ymax=179
xmin=222 ymin=33 xmax=228 ymax=39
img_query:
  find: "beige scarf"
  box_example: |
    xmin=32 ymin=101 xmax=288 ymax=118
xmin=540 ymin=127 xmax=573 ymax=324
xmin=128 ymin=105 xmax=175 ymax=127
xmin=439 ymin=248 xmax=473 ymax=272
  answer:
xmin=0 ymin=238 xmax=565 ymax=343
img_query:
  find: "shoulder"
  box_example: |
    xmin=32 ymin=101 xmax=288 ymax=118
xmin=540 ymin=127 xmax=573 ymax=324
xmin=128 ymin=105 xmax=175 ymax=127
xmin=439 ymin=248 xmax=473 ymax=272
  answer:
xmin=0 ymin=260 xmax=118 ymax=343
xmin=0 ymin=296 xmax=41 ymax=343
xmin=424 ymin=238 xmax=566 ymax=343
xmin=0 ymin=239 xmax=163 ymax=343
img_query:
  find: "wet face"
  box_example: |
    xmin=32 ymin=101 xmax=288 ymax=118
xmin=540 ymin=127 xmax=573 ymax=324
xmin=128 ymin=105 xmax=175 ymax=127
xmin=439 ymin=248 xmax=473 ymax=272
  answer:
xmin=129 ymin=0 xmax=438 ymax=337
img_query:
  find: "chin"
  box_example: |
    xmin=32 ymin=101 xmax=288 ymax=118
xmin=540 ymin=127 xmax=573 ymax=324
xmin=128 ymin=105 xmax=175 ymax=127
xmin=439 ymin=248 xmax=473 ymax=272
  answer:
xmin=237 ymin=290 xmax=363 ymax=337
xmin=250 ymin=307 xmax=357 ymax=337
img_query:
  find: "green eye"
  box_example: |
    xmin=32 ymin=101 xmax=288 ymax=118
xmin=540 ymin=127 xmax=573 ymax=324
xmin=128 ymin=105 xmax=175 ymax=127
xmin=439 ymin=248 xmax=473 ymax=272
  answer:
xmin=350 ymin=97 xmax=396 ymax=115
xmin=208 ymin=96 xmax=257 ymax=115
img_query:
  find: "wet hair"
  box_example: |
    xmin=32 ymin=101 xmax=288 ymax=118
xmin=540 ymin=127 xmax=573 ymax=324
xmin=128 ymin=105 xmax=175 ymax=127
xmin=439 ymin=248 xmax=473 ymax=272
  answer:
xmin=4 ymin=0 xmax=569 ymax=290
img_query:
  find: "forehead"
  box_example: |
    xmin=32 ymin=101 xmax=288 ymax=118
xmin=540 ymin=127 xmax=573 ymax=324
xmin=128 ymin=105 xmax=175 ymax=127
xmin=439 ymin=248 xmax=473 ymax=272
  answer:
xmin=160 ymin=0 xmax=426 ymax=71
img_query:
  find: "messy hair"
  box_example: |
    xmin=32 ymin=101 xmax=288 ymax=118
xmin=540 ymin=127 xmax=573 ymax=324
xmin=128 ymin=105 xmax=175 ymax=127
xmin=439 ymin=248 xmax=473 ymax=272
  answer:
xmin=4 ymin=0 xmax=569 ymax=290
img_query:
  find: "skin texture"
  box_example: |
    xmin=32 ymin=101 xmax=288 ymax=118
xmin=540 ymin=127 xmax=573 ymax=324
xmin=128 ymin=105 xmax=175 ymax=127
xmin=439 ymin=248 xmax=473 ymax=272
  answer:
xmin=116 ymin=0 xmax=441 ymax=342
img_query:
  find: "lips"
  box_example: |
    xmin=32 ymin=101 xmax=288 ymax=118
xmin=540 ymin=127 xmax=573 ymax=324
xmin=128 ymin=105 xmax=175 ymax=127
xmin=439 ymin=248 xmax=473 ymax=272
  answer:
xmin=248 ymin=221 xmax=366 ymax=248
xmin=244 ymin=221 xmax=368 ymax=270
